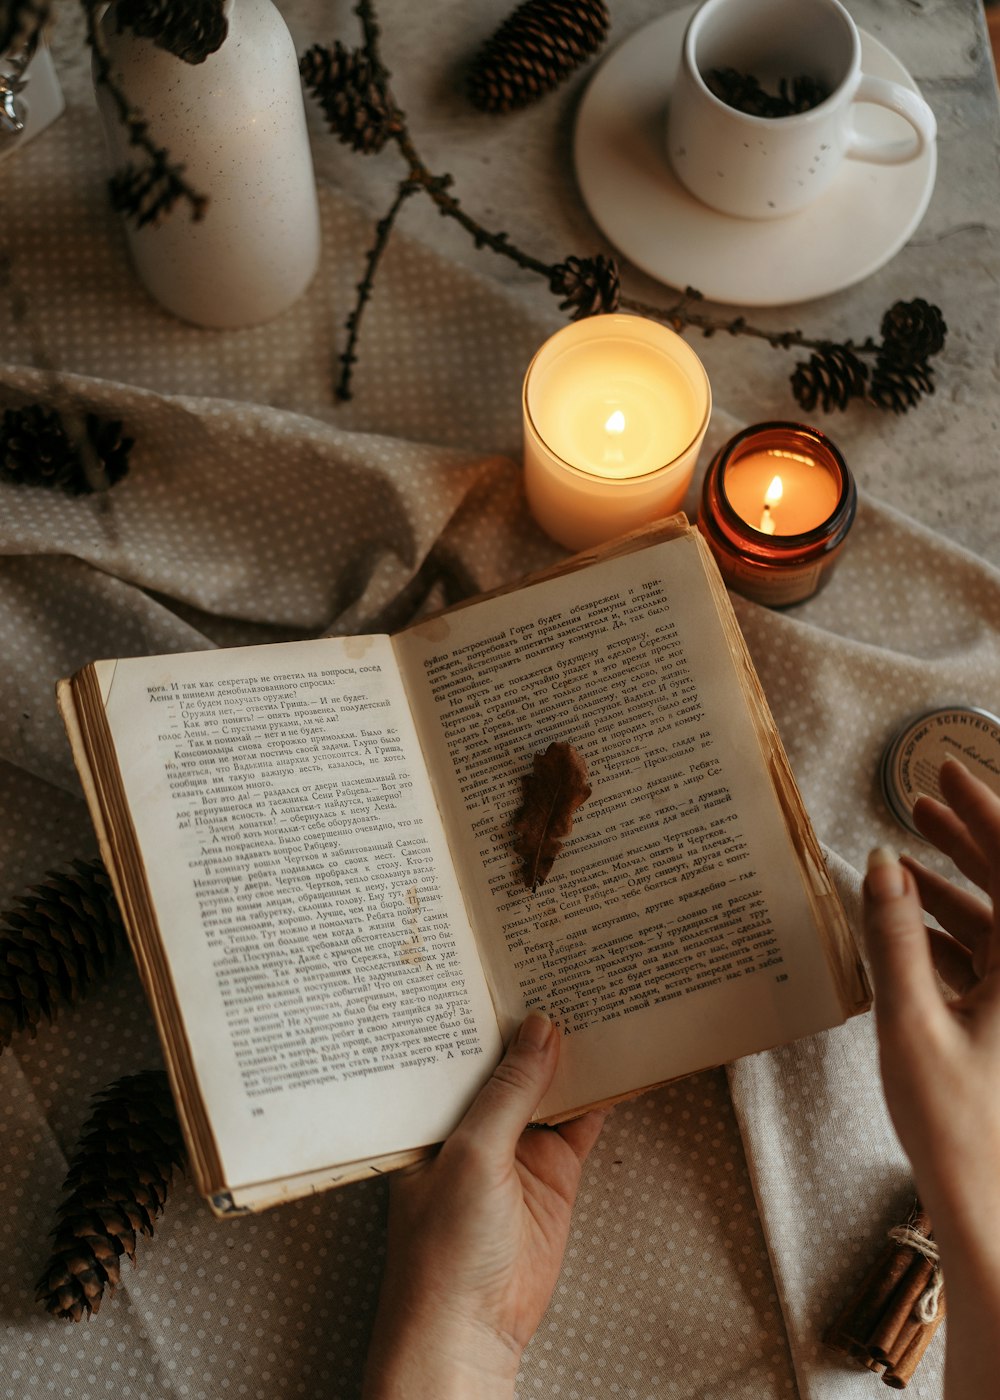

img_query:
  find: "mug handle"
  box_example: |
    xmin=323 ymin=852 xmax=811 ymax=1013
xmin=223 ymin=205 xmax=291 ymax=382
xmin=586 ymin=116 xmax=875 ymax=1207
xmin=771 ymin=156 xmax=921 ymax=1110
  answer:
xmin=846 ymin=75 xmax=936 ymax=165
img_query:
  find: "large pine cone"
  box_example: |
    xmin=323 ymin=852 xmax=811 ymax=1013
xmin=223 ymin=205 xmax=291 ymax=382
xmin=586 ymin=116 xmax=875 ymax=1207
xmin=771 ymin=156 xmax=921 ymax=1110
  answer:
xmin=549 ymin=253 xmax=620 ymax=320
xmin=112 ymin=0 xmax=228 ymax=64
xmin=0 ymin=859 xmax=128 ymax=1051
xmin=36 ymin=1071 xmax=186 ymax=1321
xmin=0 ymin=405 xmax=132 ymax=493
xmin=299 ymin=41 xmax=397 ymax=154
xmin=468 ymin=0 xmax=610 ymax=113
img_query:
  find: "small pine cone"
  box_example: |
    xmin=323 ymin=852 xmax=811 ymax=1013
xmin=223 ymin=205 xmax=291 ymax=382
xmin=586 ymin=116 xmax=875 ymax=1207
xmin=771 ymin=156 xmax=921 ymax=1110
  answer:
xmin=0 ymin=404 xmax=133 ymax=493
xmin=869 ymin=354 xmax=935 ymax=413
xmin=0 ymin=858 xmax=128 ymax=1051
xmin=468 ymin=0 xmax=610 ymax=114
xmin=790 ymin=343 xmax=868 ymax=412
xmin=36 ymin=1071 xmax=185 ymax=1321
xmin=549 ymin=253 xmax=620 ymax=320
xmin=879 ymin=298 xmax=947 ymax=364
xmin=112 ymin=0 xmax=228 ymax=64
xmin=0 ymin=0 xmax=50 ymax=58
xmin=300 ymin=41 xmax=397 ymax=154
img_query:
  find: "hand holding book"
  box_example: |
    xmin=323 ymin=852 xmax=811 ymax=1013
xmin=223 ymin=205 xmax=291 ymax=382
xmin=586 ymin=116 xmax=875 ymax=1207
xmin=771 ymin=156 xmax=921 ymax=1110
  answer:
xmin=362 ymin=1011 xmax=605 ymax=1400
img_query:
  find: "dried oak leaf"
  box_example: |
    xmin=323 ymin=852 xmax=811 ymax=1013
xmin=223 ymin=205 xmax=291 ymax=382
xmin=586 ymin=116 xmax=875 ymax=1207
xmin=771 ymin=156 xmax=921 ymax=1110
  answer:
xmin=512 ymin=742 xmax=591 ymax=891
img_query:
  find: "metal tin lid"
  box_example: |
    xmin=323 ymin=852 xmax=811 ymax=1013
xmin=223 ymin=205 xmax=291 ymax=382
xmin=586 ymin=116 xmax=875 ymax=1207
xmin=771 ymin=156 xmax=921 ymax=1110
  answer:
xmin=880 ymin=705 xmax=1000 ymax=837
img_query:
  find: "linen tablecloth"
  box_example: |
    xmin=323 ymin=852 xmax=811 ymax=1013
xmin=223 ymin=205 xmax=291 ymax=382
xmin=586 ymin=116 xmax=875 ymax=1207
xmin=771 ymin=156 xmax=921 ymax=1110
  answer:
xmin=2 ymin=1 xmax=999 ymax=1396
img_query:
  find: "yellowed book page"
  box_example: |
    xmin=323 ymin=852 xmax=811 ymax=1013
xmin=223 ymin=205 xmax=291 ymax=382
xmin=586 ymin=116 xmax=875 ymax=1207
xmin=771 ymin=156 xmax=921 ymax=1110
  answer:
xmin=94 ymin=637 xmax=501 ymax=1190
xmin=393 ymin=531 xmax=846 ymax=1119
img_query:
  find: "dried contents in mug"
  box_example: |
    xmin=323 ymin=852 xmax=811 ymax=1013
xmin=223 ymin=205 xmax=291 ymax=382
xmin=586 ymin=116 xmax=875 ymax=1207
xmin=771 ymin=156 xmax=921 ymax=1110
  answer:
xmin=705 ymin=67 xmax=830 ymax=116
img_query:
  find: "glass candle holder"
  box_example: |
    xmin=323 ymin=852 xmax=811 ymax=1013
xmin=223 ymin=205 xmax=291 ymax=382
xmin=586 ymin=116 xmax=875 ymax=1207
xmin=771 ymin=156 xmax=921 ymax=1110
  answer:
xmin=522 ymin=314 xmax=712 ymax=552
xmin=697 ymin=421 xmax=857 ymax=606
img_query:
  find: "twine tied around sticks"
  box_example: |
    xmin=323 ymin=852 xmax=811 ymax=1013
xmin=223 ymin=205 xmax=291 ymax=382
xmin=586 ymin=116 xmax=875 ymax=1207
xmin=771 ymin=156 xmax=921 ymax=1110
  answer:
xmin=887 ymin=1223 xmax=944 ymax=1323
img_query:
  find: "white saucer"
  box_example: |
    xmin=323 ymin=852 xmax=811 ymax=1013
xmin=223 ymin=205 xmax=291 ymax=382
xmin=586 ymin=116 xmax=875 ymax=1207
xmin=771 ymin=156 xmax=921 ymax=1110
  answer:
xmin=573 ymin=7 xmax=937 ymax=306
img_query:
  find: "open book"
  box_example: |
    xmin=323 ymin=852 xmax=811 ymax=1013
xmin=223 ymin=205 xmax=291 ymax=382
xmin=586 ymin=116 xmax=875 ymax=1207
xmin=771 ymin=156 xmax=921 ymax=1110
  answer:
xmin=58 ymin=516 xmax=868 ymax=1215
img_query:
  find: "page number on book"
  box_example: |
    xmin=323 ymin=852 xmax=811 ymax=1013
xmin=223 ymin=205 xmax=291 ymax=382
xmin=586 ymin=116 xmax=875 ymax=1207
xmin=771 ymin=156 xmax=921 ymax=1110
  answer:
xmin=251 ymin=1107 xmax=265 ymax=1117
xmin=775 ymin=973 xmax=789 ymax=983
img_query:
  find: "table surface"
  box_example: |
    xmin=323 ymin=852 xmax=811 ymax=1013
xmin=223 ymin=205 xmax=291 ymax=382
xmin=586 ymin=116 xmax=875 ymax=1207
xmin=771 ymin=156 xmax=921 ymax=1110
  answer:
xmin=1 ymin=3 xmax=999 ymax=1399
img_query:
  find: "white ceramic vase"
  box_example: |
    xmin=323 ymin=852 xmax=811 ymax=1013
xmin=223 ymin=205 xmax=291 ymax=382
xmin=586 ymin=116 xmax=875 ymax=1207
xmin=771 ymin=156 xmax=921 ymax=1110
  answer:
xmin=94 ymin=0 xmax=321 ymax=328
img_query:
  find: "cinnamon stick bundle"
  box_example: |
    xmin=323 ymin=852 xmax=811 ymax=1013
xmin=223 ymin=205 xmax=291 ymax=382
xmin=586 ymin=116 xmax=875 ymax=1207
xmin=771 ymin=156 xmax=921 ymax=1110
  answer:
xmin=824 ymin=1206 xmax=945 ymax=1388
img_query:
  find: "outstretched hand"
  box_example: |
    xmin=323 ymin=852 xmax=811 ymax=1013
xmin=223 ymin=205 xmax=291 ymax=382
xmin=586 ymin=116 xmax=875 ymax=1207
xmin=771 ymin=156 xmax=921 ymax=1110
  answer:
xmin=363 ymin=1012 xmax=606 ymax=1400
xmin=863 ymin=756 xmax=1000 ymax=1400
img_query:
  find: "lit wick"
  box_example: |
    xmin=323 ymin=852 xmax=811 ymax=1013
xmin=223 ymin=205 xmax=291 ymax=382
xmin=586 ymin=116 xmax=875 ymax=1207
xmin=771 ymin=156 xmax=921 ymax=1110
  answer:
xmin=758 ymin=474 xmax=783 ymax=534
xmin=603 ymin=408 xmax=626 ymax=463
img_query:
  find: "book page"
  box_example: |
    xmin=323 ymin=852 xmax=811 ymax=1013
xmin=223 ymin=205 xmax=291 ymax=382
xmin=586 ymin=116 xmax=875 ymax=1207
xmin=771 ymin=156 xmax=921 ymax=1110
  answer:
xmin=95 ymin=637 xmax=501 ymax=1188
xmin=394 ymin=531 xmax=846 ymax=1117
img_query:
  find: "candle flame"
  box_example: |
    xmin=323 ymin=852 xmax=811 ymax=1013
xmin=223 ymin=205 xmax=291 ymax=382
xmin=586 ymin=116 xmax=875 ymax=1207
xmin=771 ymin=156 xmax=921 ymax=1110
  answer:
xmin=604 ymin=410 xmax=626 ymax=435
xmin=765 ymin=475 xmax=783 ymax=505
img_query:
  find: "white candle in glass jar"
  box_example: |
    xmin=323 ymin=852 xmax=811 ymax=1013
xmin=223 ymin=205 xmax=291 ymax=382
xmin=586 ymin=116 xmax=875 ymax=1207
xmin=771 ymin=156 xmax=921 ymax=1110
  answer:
xmin=522 ymin=315 xmax=711 ymax=551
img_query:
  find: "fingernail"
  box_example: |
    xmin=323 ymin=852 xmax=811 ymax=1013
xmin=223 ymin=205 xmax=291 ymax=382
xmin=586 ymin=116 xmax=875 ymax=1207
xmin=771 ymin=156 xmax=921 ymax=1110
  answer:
xmin=518 ymin=1010 xmax=552 ymax=1050
xmin=867 ymin=846 xmax=906 ymax=898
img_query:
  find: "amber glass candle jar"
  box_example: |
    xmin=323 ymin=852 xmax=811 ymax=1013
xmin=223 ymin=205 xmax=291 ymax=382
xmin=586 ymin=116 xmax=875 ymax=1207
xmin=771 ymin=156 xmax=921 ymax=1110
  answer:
xmin=697 ymin=421 xmax=857 ymax=606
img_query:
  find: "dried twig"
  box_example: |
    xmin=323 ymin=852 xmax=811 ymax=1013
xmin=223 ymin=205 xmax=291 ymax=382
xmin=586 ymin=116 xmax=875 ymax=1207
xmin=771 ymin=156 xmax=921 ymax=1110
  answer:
xmin=82 ymin=0 xmax=209 ymax=226
xmin=304 ymin=0 xmax=946 ymax=410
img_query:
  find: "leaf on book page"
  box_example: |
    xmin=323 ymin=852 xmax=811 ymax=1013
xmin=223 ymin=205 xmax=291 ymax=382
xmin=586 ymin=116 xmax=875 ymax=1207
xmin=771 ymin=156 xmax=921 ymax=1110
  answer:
xmin=512 ymin=742 xmax=591 ymax=891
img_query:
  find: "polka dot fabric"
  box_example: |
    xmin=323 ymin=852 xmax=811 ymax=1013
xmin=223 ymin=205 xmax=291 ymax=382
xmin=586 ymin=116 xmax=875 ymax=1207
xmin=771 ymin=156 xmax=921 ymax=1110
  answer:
xmin=2 ymin=6 xmax=997 ymax=1399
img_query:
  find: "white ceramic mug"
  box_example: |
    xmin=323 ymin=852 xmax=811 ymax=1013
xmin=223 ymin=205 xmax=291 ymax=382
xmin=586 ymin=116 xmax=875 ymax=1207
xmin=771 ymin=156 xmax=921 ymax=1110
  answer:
xmin=666 ymin=0 xmax=936 ymax=220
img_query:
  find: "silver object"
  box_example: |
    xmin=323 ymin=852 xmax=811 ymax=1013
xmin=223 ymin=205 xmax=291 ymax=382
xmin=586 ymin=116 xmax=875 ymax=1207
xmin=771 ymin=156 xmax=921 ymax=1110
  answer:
xmin=0 ymin=26 xmax=40 ymax=137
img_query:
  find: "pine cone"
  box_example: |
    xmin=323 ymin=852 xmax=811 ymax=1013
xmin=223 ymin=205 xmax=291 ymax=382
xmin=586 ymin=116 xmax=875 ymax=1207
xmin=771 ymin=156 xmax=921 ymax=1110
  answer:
xmin=300 ymin=41 xmax=397 ymax=154
xmin=790 ymin=343 xmax=868 ymax=412
xmin=549 ymin=253 xmax=620 ymax=320
xmin=0 ymin=0 xmax=49 ymax=58
xmin=879 ymin=298 xmax=947 ymax=364
xmin=468 ymin=0 xmax=610 ymax=114
xmin=112 ymin=0 xmax=228 ymax=64
xmin=36 ymin=1071 xmax=185 ymax=1321
xmin=0 ymin=405 xmax=133 ymax=493
xmin=0 ymin=859 xmax=128 ymax=1051
xmin=869 ymin=353 xmax=936 ymax=413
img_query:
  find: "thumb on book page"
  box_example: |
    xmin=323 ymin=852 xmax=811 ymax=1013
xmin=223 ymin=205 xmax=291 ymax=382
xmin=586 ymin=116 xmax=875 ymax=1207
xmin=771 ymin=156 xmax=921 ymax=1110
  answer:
xmin=458 ymin=1012 xmax=559 ymax=1158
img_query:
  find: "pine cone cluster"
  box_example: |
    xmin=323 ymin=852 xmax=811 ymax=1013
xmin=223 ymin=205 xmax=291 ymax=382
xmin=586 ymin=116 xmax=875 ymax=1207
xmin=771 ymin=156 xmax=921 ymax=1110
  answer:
xmin=112 ymin=0 xmax=228 ymax=64
xmin=0 ymin=0 xmax=49 ymax=58
xmin=36 ymin=1071 xmax=185 ymax=1321
xmin=550 ymin=253 xmax=620 ymax=320
xmin=790 ymin=301 xmax=947 ymax=414
xmin=300 ymin=41 xmax=397 ymax=154
xmin=0 ymin=404 xmax=132 ymax=493
xmin=0 ymin=859 xmax=128 ymax=1051
xmin=468 ymin=0 xmax=610 ymax=114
